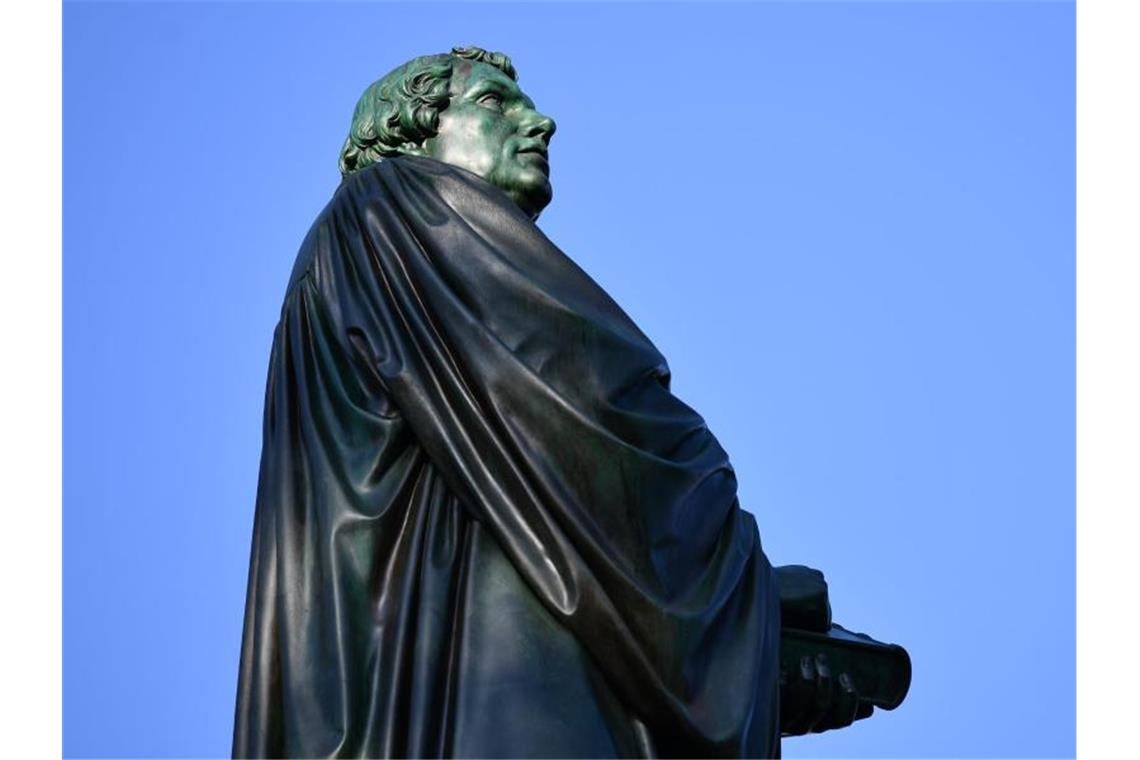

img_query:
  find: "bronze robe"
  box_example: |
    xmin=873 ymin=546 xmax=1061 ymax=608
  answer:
xmin=234 ymin=156 xmax=782 ymax=758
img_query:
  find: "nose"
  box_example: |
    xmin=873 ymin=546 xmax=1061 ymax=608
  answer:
xmin=521 ymin=110 xmax=557 ymax=145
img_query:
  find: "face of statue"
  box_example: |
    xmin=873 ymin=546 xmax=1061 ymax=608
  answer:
xmin=422 ymin=60 xmax=557 ymax=219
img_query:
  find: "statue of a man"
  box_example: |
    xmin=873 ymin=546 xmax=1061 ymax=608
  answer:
xmin=234 ymin=46 xmax=890 ymax=759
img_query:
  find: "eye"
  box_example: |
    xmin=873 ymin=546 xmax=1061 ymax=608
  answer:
xmin=477 ymin=92 xmax=504 ymax=112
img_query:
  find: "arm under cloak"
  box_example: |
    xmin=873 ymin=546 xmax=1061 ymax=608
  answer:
xmin=303 ymin=156 xmax=781 ymax=756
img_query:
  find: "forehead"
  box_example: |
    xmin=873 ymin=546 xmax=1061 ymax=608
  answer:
xmin=452 ymin=60 xmax=535 ymax=108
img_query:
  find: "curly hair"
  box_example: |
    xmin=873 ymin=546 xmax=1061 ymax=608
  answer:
xmin=338 ymin=46 xmax=518 ymax=178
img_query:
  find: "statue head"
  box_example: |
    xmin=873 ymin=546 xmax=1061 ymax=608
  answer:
xmin=339 ymin=46 xmax=557 ymax=220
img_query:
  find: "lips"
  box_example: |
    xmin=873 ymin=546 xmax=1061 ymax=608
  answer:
xmin=517 ymin=140 xmax=548 ymax=159
xmin=517 ymin=141 xmax=550 ymax=173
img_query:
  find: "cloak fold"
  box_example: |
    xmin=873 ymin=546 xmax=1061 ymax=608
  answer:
xmin=234 ymin=156 xmax=781 ymax=758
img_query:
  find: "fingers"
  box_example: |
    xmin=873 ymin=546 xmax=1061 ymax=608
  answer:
xmin=781 ymin=654 xmax=876 ymax=737
xmin=780 ymin=655 xmax=819 ymax=736
xmin=816 ymin=671 xmax=860 ymax=732
xmin=807 ymin=654 xmax=833 ymax=733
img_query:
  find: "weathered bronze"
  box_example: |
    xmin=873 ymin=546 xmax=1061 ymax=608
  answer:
xmin=235 ymin=46 xmax=909 ymax=759
xmin=338 ymin=47 xmax=554 ymax=220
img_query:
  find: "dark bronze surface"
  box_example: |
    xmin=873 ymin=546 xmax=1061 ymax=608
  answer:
xmin=236 ymin=46 xmax=909 ymax=759
xmin=775 ymin=565 xmax=911 ymax=736
xmin=235 ymin=156 xmax=782 ymax=757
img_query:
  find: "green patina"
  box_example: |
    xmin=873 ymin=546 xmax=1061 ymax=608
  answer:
xmin=340 ymin=46 xmax=556 ymax=220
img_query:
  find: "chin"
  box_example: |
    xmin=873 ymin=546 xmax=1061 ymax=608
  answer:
xmin=507 ymin=175 xmax=553 ymax=220
xmin=521 ymin=186 xmax=553 ymax=219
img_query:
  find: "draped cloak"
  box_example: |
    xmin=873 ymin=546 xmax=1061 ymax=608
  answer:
xmin=233 ymin=156 xmax=782 ymax=758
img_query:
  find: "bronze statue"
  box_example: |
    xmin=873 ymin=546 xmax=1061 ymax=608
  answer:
xmin=234 ymin=46 xmax=909 ymax=759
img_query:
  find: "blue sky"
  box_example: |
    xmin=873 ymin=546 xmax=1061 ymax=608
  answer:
xmin=64 ymin=1 xmax=1074 ymax=757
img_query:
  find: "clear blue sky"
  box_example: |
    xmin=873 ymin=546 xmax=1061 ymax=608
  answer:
xmin=64 ymin=1 xmax=1074 ymax=757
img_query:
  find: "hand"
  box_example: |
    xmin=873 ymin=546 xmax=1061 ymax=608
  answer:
xmin=775 ymin=564 xmax=831 ymax=632
xmin=779 ymin=652 xmax=874 ymax=736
